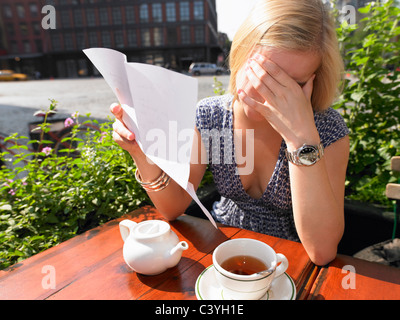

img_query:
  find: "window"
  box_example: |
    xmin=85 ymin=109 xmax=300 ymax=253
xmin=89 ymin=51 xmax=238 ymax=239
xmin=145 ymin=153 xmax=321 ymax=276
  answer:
xmin=114 ymin=30 xmax=124 ymax=48
xmin=101 ymin=31 xmax=111 ymax=47
xmin=61 ymin=10 xmax=71 ymax=28
xmin=152 ymin=3 xmax=162 ymax=23
xmin=167 ymin=27 xmax=177 ymax=45
xmin=16 ymin=4 xmax=25 ymax=18
xmin=181 ymin=25 xmax=190 ymax=44
xmin=3 ymin=5 xmax=12 ymax=18
xmin=74 ymin=9 xmax=83 ymax=27
xmin=20 ymin=23 xmax=28 ymax=36
xmin=29 ymin=3 xmax=38 ymax=17
xmin=194 ymin=25 xmax=204 ymax=44
xmin=125 ymin=6 xmax=135 ymax=24
xmin=10 ymin=41 xmax=18 ymax=54
xmin=127 ymin=29 xmax=137 ymax=47
xmin=76 ymin=32 xmax=85 ymax=49
xmin=112 ymin=7 xmax=122 ymax=25
xmin=99 ymin=7 xmax=109 ymax=26
xmin=35 ymin=39 xmax=42 ymax=52
xmin=89 ymin=32 xmax=98 ymax=46
xmin=154 ymin=27 xmax=163 ymax=46
xmin=23 ymin=40 xmax=31 ymax=53
xmin=180 ymin=2 xmax=189 ymax=21
xmin=86 ymin=8 xmax=96 ymax=26
xmin=141 ymin=28 xmax=151 ymax=47
xmin=194 ymin=1 xmax=204 ymax=20
xmin=166 ymin=2 xmax=176 ymax=22
xmin=6 ymin=24 xmax=15 ymax=37
xmin=64 ymin=33 xmax=74 ymax=50
xmin=51 ymin=34 xmax=61 ymax=51
xmin=140 ymin=4 xmax=148 ymax=23
xmin=32 ymin=22 xmax=41 ymax=35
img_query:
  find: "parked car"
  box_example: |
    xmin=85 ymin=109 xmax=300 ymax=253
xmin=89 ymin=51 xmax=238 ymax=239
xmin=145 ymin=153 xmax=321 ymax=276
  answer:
xmin=189 ymin=62 xmax=225 ymax=76
xmin=0 ymin=70 xmax=28 ymax=81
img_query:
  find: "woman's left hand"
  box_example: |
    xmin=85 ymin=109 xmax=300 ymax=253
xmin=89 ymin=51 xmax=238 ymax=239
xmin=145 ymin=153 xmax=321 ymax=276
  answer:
xmin=237 ymin=54 xmax=319 ymax=151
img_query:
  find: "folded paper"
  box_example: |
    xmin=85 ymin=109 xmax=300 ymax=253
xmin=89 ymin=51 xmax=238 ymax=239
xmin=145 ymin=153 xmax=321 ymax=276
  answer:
xmin=83 ymin=48 xmax=217 ymax=228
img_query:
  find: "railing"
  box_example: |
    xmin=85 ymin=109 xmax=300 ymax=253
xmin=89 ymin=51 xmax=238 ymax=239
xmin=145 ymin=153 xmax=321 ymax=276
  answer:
xmin=386 ymin=156 xmax=400 ymax=239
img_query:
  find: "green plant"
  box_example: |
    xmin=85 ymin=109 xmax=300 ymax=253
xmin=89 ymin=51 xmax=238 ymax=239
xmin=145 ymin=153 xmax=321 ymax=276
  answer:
xmin=212 ymin=76 xmax=227 ymax=96
xmin=333 ymin=0 xmax=400 ymax=205
xmin=0 ymin=100 xmax=150 ymax=269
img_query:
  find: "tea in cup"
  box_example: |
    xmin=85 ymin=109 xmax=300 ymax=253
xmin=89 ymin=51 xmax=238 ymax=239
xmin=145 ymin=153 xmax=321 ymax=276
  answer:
xmin=212 ymin=238 xmax=289 ymax=300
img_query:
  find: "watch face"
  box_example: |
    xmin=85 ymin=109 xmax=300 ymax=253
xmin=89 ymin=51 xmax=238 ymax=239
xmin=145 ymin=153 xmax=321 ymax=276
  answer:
xmin=298 ymin=145 xmax=318 ymax=165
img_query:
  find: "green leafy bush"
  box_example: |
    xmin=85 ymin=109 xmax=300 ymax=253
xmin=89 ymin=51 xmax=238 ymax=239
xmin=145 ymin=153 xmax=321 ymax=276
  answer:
xmin=333 ymin=0 xmax=400 ymax=205
xmin=0 ymin=100 xmax=150 ymax=269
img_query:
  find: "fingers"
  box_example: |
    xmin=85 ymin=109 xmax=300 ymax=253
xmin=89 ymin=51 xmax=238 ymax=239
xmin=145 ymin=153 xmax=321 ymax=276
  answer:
xmin=113 ymin=118 xmax=135 ymax=141
xmin=246 ymin=59 xmax=277 ymax=104
xmin=252 ymin=54 xmax=294 ymax=88
xmin=237 ymin=89 xmax=270 ymax=119
xmin=109 ymin=102 xmax=141 ymax=157
xmin=110 ymin=102 xmax=122 ymax=118
xmin=246 ymin=55 xmax=315 ymax=105
xmin=110 ymin=103 xmax=135 ymax=141
xmin=302 ymin=74 xmax=316 ymax=101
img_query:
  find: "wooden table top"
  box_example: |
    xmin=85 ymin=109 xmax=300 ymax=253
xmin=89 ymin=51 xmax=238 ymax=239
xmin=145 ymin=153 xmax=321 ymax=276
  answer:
xmin=0 ymin=206 xmax=315 ymax=300
xmin=1 ymin=205 xmax=399 ymax=300
xmin=308 ymin=254 xmax=400 ymax=300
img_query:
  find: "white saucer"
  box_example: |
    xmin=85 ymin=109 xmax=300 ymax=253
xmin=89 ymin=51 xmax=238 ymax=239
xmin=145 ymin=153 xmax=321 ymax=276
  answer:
xmin=195 ymin=265 xmax=296 ymax=300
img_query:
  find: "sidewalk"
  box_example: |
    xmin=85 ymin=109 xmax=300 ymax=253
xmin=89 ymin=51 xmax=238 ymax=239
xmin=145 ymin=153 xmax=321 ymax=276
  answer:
xmin=0 ymin=76 xmax=229 ymax=138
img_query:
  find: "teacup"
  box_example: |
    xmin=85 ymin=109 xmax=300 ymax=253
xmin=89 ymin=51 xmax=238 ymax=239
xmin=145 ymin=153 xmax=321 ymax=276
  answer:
xmin=212 ymin=238 xmax=289 ymax=300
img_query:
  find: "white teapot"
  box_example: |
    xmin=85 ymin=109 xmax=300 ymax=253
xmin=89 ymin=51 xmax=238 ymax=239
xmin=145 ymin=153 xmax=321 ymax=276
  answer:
xmin=119 ymin=219 xmax=189 ymax=275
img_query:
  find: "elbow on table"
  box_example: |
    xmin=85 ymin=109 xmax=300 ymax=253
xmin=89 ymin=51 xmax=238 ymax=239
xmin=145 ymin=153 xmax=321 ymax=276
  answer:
xmin=308 ymin=248 xmax=337 ymax=266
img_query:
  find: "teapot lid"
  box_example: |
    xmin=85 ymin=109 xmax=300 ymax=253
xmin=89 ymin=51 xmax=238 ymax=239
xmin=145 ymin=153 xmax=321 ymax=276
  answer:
xmin=133 ymin=220 xmax=170 ymax=239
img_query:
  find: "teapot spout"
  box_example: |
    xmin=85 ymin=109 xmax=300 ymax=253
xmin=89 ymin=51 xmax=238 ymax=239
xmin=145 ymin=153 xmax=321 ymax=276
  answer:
xmin=170 ymin=241 xmax=189 ymax=257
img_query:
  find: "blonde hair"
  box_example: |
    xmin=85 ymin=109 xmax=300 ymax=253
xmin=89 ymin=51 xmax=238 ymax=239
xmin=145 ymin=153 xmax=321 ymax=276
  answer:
xmin=228 ymin=0 xmax=344 ymax=111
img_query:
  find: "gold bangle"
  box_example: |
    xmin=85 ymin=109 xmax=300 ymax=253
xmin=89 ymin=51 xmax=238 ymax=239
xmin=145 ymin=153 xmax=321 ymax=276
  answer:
xmin=135 ymin=168 xmax=170 ymax=192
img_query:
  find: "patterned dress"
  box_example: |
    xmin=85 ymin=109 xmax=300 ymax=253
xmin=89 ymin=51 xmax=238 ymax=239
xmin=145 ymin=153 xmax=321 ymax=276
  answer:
xmin=195 ymin=94 xmax=349 ymax=241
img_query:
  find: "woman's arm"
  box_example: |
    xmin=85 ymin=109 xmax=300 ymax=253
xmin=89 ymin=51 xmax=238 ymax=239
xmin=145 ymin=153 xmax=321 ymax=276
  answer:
xmin=289 ymin=136 xmax=349 ymax=266
xmin=239 ymin=55 xmax=349 ymax=266
xmin=111 ymin=103 xmax=207 ymax=221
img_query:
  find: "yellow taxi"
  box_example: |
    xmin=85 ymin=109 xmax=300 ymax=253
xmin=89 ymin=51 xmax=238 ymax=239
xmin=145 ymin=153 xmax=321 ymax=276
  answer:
xmin=0 ymin=70 xmax=28 ymax=81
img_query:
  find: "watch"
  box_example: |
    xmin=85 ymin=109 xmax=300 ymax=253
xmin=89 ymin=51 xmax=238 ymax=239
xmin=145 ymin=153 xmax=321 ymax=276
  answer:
xmin=285 ymin=143 xmax=324 ymax=166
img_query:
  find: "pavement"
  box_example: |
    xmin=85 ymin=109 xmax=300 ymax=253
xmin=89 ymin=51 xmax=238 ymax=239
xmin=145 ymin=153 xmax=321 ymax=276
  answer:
xmin=0 ymin=75 xmax=230 ymax=138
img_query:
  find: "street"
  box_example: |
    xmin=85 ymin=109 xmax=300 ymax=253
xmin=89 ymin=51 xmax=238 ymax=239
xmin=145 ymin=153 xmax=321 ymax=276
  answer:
xmin=0 ymin=75 xmax=230 ymax=138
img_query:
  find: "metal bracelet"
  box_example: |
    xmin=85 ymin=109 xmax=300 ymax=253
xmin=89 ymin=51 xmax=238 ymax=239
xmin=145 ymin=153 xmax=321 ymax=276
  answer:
xmin=135 ymin=168 xmax=170 ymax=192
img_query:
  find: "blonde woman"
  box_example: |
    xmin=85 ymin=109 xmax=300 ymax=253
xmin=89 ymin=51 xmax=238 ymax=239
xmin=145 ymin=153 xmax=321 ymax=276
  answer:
xmin=111 ymin=0 xmax=349 ymax=266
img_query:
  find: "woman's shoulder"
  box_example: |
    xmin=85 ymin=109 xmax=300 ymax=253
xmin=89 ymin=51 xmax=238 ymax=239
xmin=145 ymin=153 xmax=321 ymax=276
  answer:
xmin=197 ymin=94 xmax=233 ymax=110
xmin=314 ymin=107 xmax=350 ymax=147
xmin=196 ymin=94 xmax=233 ymax=130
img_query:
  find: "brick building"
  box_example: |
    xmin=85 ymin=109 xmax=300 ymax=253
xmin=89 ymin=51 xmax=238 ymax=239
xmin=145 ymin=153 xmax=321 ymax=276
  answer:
xmin=0 ymin=0 xmax=222 ymax=78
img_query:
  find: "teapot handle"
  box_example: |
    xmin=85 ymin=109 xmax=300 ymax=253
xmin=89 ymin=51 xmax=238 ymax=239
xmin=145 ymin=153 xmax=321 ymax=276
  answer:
xmin=119 ymin=219 xmax=137 ymax=242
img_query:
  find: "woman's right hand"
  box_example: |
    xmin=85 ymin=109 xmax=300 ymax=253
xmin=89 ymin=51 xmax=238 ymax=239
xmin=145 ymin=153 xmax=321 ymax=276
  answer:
xmin=110 ymin=103 xmax=142 ymax=157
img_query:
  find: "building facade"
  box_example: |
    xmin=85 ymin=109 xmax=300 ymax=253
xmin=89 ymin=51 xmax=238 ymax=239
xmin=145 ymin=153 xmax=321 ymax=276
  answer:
xmin=0 ymin=0 xmax=222 ymax=78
